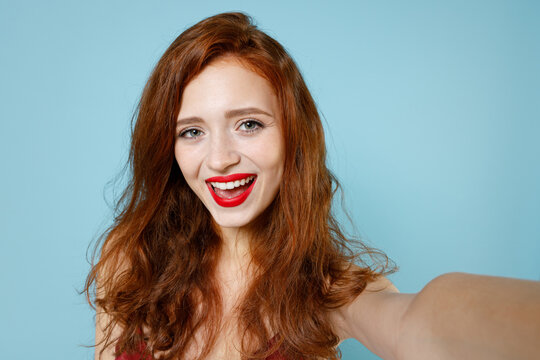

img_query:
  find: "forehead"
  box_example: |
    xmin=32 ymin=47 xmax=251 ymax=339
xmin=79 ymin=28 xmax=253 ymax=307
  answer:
xmin=178 ymin=57 xmax=279 ymax=120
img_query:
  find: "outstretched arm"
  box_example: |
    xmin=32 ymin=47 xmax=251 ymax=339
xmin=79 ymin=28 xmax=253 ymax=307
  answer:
xmin=333 ymin=272 xmax=540 ymax=360
xmin=397 ymin=272 xmax=540 ymax=360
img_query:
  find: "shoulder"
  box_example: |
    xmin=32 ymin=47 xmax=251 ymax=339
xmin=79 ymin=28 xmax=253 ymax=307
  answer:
xmin=329 ymin=273 xmax=400 ymax=340
xmin=97 ymin=229 xmax=132 ymax=286
xmin=329 ymin=266 xmax=413 ymax=359
xmin=93 ymin=231 xmax=133 ymax=359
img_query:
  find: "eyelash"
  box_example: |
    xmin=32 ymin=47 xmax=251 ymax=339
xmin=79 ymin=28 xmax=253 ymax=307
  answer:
xmin=179 ymin=128 xmax=203 ymax=139
xmin=238 ymin=119 xmax=264 ymax=133
xmin=178 ymin=119 xmax=264 ymax=139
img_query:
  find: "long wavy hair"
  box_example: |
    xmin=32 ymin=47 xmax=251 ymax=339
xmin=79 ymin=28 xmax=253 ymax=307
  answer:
xmin=85 ymin=12 xmax=394 ymax=360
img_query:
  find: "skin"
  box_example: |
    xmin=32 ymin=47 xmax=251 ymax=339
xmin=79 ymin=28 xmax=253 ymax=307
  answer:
xmin=95 ymin=57 xmax=540 ymax=359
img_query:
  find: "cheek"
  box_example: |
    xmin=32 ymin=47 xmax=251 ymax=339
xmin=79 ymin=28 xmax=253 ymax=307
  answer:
xmin=175 ymin=146 xmax=198 ymax=186
xmin=252 ymin=141 xmax=285 ymax=181
xmin=268 ymin=137 xmax=286 ymax=174
xmin=250 ymin=144 xmax=283 ymax=173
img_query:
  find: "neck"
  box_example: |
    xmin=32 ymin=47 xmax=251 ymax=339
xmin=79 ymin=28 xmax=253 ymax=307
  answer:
xmin=216 ymin=226 xmax=254 ymax=291
xmin=218 ymin=226 xmax=251 ymax=266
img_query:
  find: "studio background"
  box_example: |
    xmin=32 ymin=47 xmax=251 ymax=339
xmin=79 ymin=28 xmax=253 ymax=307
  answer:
xmin=1 ymin=1 xmax=538 ymax=359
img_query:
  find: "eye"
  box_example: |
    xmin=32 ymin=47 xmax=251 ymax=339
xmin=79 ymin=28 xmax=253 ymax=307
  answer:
xmin=238 ymin=120 xmax=263 ymax=133
xmin=179 ymin=128 xmax=203 ymax=139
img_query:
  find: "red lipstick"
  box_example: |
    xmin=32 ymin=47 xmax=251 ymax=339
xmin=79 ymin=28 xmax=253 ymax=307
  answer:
xmin=205 ymin=173 xmax=257 ymax=207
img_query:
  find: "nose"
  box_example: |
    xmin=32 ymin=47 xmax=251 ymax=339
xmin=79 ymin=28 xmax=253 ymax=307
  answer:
xmin=206 ymin=132 xmax=241 ymax=172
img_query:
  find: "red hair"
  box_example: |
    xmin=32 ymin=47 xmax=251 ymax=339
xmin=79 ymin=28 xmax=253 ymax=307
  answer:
xmin=85 ymin=12 xmax=394 ymax=360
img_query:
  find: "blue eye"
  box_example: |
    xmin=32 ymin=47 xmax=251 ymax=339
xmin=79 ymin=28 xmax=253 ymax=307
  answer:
xmin=239 ymin=120 xmax=263 ymax=133
xmin=179 ymin=128 xmax=203 ymax=138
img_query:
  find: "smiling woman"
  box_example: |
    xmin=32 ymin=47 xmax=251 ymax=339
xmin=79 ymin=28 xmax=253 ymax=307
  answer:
xmin=85 ymin=12 xmax=391 ymax=360
xmin=84 ymin=11 xmax=540 ymax=360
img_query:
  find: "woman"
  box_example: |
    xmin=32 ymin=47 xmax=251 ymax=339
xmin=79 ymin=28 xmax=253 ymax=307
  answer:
xmin=85 ymin=12 xmax=540 ymax=360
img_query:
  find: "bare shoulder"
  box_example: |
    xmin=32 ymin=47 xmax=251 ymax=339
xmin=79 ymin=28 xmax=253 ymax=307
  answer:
xmin=329 ymin=264 xmax=413 ymax=360
xmin=94 ymin=232 xmax=129 ymax=360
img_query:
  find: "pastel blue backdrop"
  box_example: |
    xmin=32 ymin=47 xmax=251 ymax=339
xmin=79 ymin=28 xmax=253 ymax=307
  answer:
xmin=1 ymin=1 xmax=538 ymax=359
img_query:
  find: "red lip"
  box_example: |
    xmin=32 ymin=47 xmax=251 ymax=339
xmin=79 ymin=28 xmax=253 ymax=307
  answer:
xmin=205 ymin=173 xmax=256 ymax=182
xmin=206 ymin=175 xmax=257 ymax=208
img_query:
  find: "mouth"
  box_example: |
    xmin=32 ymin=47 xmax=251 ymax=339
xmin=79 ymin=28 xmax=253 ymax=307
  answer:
xmin=205 ymin=173 xmax=257 ymax=207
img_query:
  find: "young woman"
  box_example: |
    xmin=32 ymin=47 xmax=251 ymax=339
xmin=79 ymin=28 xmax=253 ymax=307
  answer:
xmin=85 ymin=12 xmax=540 ymax=360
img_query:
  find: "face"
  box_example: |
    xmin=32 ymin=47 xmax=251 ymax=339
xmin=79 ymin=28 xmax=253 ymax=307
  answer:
xmin=175 ymin=57 xmax=285 ymax=229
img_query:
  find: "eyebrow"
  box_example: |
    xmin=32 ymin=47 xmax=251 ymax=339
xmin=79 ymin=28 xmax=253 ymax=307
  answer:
xmin=176 ymin=107 xmax=274 ymax=126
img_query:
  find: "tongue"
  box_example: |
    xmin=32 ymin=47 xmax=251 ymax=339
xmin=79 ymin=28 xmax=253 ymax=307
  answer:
xmin=214 ymin=183 xmax=251 ymax=199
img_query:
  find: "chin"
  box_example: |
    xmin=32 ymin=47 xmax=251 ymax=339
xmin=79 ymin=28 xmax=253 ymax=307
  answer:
xmin=209 ymin=212 xmax=255 ymax=229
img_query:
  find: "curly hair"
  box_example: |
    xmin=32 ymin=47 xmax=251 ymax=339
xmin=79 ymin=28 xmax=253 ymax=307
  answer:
xmin=85 ymin=12 xmax=394 ymax=360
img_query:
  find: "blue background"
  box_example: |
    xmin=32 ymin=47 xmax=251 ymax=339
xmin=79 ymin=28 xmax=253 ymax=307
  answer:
xmin=1 ymin=1 xmax=538 ymax=359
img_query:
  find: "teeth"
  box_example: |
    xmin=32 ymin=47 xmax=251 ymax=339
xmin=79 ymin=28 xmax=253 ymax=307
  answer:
xmin=210 ymin=176 xmax=254 ymax=190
